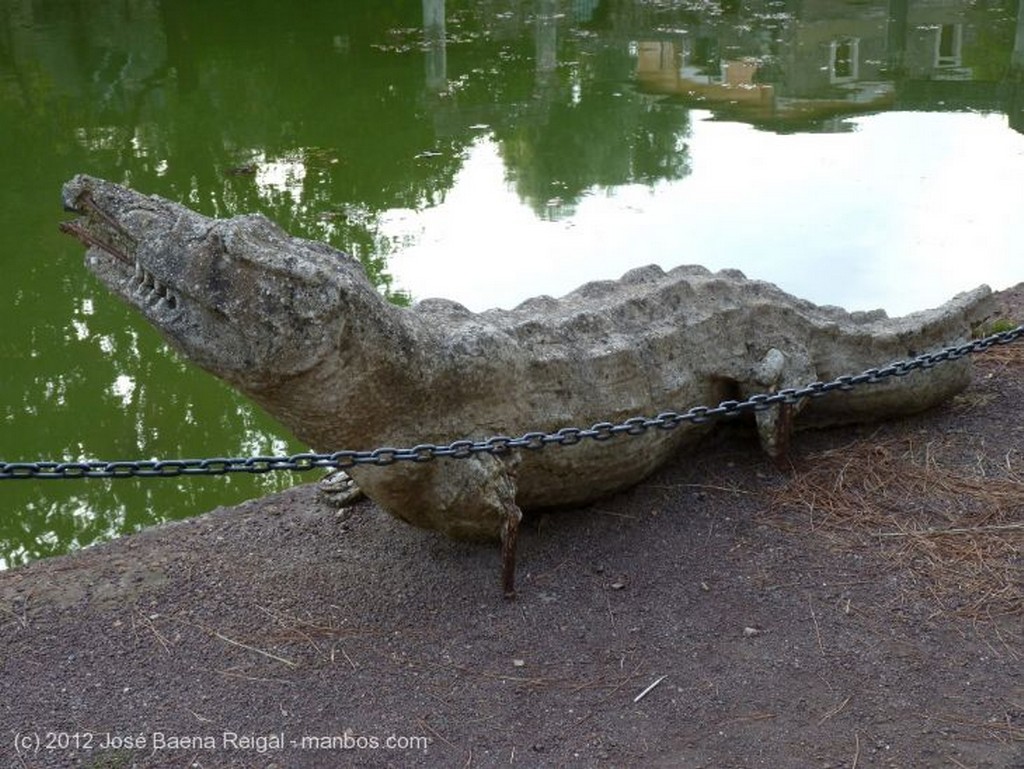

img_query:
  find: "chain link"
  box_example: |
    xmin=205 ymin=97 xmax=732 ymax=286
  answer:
xmin=3 ymin=324 xmax=1022 ymax=480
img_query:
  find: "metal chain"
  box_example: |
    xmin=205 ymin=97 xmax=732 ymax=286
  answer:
xmin=3 ymin=324 xmax=1022 ymax=481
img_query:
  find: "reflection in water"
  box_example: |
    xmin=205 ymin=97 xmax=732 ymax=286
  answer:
xmin=0 ymin=0 xmax=1022 ymax=567
xmin=632 ymin=0 xmax=1024 ymax=130
xmin=424 ymin=0 xmax=448 ymax=92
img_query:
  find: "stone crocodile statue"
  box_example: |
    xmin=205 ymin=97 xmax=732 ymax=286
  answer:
xmin=60 ymin=175 xmax=994 ymax=596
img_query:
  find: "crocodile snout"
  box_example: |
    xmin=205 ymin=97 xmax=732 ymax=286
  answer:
xmin=60 ymin=174 xmax=93 ymax=214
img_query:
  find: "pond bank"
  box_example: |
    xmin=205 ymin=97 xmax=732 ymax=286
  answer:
xmin=1 ymin=285 xmax=1021 ymax=769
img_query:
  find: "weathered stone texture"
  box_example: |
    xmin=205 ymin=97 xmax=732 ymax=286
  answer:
xmin=61 ymin=175 xmax=994 ymax=593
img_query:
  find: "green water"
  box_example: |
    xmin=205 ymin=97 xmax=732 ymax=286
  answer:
xmin=1 ymin=0 xmax=1022 ymax=568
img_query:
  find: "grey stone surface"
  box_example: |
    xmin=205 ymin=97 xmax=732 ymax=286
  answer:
xmin=61 ymin=175 xmax=995 ymax=593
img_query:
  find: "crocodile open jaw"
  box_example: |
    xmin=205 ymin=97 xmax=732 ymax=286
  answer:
xmin=60 ymin=190 xmax=182 ymax=321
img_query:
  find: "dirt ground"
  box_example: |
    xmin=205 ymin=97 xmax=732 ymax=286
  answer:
xmin=2 ymin=288 xmax=1022 ymax=769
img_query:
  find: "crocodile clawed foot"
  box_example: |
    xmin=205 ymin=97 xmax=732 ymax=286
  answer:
xmin=500 ymin=502 xmax=523 ymax=600
xmin=317 ymin=469 xmax=364 ymax=508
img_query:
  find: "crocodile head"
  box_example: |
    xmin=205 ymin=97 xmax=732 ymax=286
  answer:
xmin=59 ymin=175 xmax=379 ymax=394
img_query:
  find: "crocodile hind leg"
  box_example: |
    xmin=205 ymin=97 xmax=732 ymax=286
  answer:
xmin=748 ymin=347 xmax=815 ymax=462
xmin=500 ymin=498 xmax=524 ymax=599
xmin=762 ymin=401 xmax=795 ymax=468
xmin=487 ymin=453 xmax=523 ymax=599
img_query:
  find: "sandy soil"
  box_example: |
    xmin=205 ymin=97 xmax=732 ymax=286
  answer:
xmin=1 ymin=288 xmax=1022 ymax=769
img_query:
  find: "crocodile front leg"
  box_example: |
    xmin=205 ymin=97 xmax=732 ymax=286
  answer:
xmin=317 ymin=469 xmax=365 ymax=507
xmin=347 ymin=453 xmax=526 ymax=596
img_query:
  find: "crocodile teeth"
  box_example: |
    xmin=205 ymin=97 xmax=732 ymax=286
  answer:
xmin=128 ymin=260 xmax=180 ymax=313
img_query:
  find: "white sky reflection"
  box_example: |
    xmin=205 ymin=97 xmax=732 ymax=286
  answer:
xmin=385 ymin=111 xmax=1024 ymax=316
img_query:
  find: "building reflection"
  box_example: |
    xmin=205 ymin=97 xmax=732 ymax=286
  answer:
xmin=423 ymin=0 xmax=447 ymax=92
xmin=414 ymin=0 xmax=1024 ymax=144
xmin=627 ymin=0 xmax=1023 ymax=132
